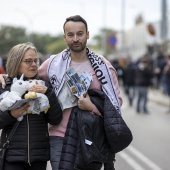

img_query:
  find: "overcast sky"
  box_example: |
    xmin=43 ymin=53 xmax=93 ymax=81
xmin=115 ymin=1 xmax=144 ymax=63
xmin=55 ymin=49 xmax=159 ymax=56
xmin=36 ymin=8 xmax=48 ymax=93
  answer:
xmin=0 ymin=0 xmax=164 ymax=38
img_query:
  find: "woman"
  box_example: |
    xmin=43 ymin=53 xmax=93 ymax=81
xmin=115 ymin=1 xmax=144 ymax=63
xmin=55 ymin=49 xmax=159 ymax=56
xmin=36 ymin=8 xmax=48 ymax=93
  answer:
xmin=0 ymin=42 xmax=62 ymax=170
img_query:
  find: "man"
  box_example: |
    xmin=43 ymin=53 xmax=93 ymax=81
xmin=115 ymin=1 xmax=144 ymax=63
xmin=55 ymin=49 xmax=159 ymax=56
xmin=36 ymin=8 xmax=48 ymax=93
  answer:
xmin=0 ymin=15 xmax=123 ymax=170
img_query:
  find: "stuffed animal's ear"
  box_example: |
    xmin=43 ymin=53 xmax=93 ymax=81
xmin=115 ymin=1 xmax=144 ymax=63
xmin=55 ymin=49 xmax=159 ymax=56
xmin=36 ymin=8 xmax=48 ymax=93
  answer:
xmin=20 ymin=74 xmax=24 ymax=80
xmin=13 ymin=77 xmax=17 ymax=83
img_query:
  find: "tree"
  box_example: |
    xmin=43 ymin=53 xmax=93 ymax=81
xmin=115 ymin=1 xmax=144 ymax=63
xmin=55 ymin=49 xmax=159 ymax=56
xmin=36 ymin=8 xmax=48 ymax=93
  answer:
xmin=32 ymin=33 xmax=57 ymax=54
xmin=92 ymin=28 xmax=117 ymax=57
xmin=0 ymin=25 xmax=68 ymax=55
xmin=45 ymin=35 xmax=67 ymax=54
xmin=0 ymin=25 xmax=118 ymax=59
xmin=0 ymin=25 xmax=29 ymax=54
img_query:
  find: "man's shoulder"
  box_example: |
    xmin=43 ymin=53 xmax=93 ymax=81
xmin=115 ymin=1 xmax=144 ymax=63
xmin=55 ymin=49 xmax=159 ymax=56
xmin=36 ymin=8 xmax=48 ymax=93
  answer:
xmin=4 ymin=77 xmax=12 ymax=85
xmin=0 ymin=77 xmax=11 ymax=92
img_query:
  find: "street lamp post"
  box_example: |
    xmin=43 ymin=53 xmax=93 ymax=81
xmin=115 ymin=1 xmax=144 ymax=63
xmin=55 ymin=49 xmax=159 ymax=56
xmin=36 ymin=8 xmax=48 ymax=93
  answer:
xmin=102 ymin=0 xmax=107 ymax=56
xmin=160 ymin=0 xmax=168 ymax=52
xmin=121 ymin=0 xmax=126 ymax=55
xmin=160 ymin=0 xmax=168 ymax=41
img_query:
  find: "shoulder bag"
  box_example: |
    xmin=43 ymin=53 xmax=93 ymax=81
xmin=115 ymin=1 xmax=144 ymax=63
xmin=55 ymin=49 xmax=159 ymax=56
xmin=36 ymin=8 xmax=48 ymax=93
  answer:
xmin=0 ymin=121 xmax=20 ymax=170
xmin=88 ymin=89 xmax=133 ymax=153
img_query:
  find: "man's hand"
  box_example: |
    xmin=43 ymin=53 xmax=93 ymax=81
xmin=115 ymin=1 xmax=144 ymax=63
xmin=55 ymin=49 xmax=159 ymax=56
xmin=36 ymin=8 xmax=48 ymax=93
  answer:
xmin=78 ymin=92 xmax=94 ymax=112
xmin=0 ymin=74 xmax=7 ymax=89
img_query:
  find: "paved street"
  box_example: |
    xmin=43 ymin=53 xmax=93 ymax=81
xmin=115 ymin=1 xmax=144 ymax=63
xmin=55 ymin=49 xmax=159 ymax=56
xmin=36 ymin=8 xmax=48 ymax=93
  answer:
xmin=113 ymin=89 xmax=170 ymax=170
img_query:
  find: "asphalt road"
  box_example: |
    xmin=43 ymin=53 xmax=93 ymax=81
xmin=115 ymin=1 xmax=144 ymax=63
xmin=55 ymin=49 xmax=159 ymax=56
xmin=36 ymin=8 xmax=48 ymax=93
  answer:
xmin=113 ymin=90 xmax=170 ymax=170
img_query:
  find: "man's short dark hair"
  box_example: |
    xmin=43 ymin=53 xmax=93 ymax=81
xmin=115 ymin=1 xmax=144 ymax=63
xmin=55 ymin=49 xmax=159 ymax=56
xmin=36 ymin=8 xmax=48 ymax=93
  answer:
xmin=63 ymin=15 xmax=88 ymax=32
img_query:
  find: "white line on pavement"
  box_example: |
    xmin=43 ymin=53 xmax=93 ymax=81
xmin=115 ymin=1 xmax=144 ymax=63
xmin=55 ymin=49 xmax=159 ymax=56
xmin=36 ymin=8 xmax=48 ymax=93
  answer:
xmin=127 ymin=145 xmax=163 ymax=170
xmin=119 ymin=151 xmax=146 ymax=170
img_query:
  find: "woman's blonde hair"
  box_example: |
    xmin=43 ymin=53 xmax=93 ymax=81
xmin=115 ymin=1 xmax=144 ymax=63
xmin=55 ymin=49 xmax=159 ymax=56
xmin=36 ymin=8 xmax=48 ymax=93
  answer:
xmin=6 ymin=42 xmax=37 ymax=78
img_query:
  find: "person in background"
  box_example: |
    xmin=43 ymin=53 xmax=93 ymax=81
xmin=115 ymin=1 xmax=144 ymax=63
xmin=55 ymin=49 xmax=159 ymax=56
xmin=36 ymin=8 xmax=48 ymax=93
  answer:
xmin=0 ymin=56 xmax=5 ymax=74
xmin=0 ymin=43 xmax=62 ymax=170
xmin=161 ymin=54 xmax=170 ymax=96
xmin=124 ymin=57 xmax=136 ymax=106
xmin=135 ymin=58 xmax=153 ymax=113
xmin=153 ymin=51 xmax=165 ymax=89
xmin=0 ymin=65 xmax=5 ymax=74
xmin=0 ymin=15 xmax=123 ymax=170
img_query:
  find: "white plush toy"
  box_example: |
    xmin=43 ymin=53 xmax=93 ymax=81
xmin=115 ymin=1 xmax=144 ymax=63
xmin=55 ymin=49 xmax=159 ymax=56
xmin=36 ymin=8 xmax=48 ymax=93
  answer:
xmin=0 ymin=74 xmax=50 ymax=121
xmin=24 ymin=79 xmax=50 ymax=114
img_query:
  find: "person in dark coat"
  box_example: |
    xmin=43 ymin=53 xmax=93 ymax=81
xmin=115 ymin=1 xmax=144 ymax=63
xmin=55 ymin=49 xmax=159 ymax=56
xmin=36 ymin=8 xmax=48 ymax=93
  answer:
xmin=0 ymin=43 xmax=62 ymax=170
xmin=161 ymin=54 xmax=170 ymax=96
xmin=135 ymin=58 xmax=153 ymax=113
xmin=124 ymin=60 xmax=136 ymax=106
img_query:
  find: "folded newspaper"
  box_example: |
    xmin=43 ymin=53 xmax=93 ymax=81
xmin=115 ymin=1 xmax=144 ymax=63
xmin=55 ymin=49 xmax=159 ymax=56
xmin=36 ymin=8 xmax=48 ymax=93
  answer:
xmin=8 ymin=97 xmax=39 ymax=110
xmin=65 ymin=67 xmax=93 ymax=98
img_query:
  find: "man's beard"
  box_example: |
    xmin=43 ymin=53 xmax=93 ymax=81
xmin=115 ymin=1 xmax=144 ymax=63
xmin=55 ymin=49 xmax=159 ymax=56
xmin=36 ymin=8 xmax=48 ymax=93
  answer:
xmin=69 ymin=41 xmax=87 ymax=52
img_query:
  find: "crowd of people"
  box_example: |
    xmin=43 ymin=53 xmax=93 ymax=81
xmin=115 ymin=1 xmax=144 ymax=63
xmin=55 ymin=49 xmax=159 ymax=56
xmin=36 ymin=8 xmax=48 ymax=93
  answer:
xmin=111 ymin=52 xmax=170 ymax=114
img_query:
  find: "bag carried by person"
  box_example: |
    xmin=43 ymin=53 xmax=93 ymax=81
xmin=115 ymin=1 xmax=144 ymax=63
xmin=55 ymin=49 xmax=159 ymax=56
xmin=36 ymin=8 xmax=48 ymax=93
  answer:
xmin=0 ymin=121 xmax=20 ymax=170
xmin=76 ymin=110 xmax=115 ymax=170
xmin=88 ymin=89 xmax=133 ymax=153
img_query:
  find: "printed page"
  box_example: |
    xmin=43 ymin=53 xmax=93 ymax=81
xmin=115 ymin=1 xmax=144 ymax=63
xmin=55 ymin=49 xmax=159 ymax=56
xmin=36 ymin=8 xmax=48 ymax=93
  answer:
xmin=8 ymin=97 xmax=39 ymax=110
xmin=65 ymin=67 xmax=93 ymax=98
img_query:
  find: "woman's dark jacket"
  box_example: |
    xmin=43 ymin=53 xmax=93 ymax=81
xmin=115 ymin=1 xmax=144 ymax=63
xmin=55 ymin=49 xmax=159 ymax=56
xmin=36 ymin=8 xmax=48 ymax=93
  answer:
xmin=0 ymin=77 xmax=62 ymax=163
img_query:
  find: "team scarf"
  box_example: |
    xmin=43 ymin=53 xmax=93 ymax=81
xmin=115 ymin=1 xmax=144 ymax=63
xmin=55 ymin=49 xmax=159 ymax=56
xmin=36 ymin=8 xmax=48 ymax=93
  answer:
xmin=47 ymin=47 xmax=121 ymax=114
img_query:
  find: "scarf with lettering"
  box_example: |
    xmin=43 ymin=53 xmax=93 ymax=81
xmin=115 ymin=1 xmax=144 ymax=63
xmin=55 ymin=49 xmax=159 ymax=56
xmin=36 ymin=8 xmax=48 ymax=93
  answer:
xmin=47 ymin=47 xmax=121 ymax=114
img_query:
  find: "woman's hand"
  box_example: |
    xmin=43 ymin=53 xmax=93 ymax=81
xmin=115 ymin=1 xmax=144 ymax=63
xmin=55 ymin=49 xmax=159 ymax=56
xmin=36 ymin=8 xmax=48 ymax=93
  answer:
xmin=78 ymin=93 xmax=94 ymax=112
xmin=28 ymin=81 xmax=47 ymax=94
xmin=10 ymin=103 xmax=30 ymax=118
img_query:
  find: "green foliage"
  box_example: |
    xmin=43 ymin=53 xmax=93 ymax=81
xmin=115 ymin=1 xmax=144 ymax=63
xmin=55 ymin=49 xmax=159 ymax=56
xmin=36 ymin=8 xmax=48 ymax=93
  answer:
xmin=46 ymin=37 xmax=67 ymax=54
xmin=0 ymin=25 xmax=29 ymax=54
xmin=0 ymin=25 xmax=67 ymax=55
xmin=32 ymin=33 xmax=57 ymax=54
xmin=0 ymin=25 xmax=117 ymax=58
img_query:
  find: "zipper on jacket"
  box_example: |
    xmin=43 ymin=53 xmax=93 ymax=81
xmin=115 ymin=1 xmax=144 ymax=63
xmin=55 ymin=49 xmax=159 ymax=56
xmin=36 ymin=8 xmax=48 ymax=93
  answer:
xmin=27 ymin=114 xmax=31 ymax=166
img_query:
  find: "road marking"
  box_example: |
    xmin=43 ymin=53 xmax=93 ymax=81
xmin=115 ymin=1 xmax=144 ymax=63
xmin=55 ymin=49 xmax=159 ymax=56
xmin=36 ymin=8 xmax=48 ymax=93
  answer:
xmin=119 ymin=151 xmax=146 ymax=170
xmin=127 ymin=146 xmax=163 ymax=170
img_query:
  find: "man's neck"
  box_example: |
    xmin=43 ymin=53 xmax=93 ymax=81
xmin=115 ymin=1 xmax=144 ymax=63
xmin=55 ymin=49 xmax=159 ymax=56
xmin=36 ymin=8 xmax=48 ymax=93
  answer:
xmin=70 ymin=50 xmax=88 ymax=63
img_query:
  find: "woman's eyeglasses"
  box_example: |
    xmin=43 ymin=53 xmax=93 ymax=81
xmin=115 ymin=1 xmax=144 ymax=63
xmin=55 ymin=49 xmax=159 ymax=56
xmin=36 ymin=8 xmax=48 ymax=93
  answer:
xmin=22 ymin=58 xmax=40 ymax=66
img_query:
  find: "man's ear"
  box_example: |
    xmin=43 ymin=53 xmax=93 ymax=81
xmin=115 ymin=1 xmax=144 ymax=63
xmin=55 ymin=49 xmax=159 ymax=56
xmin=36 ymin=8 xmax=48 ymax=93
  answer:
xmin=87 ymin=31 xmax=89 ymax=39
xmin=63 ymin=34 xmax=66 ymax=42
